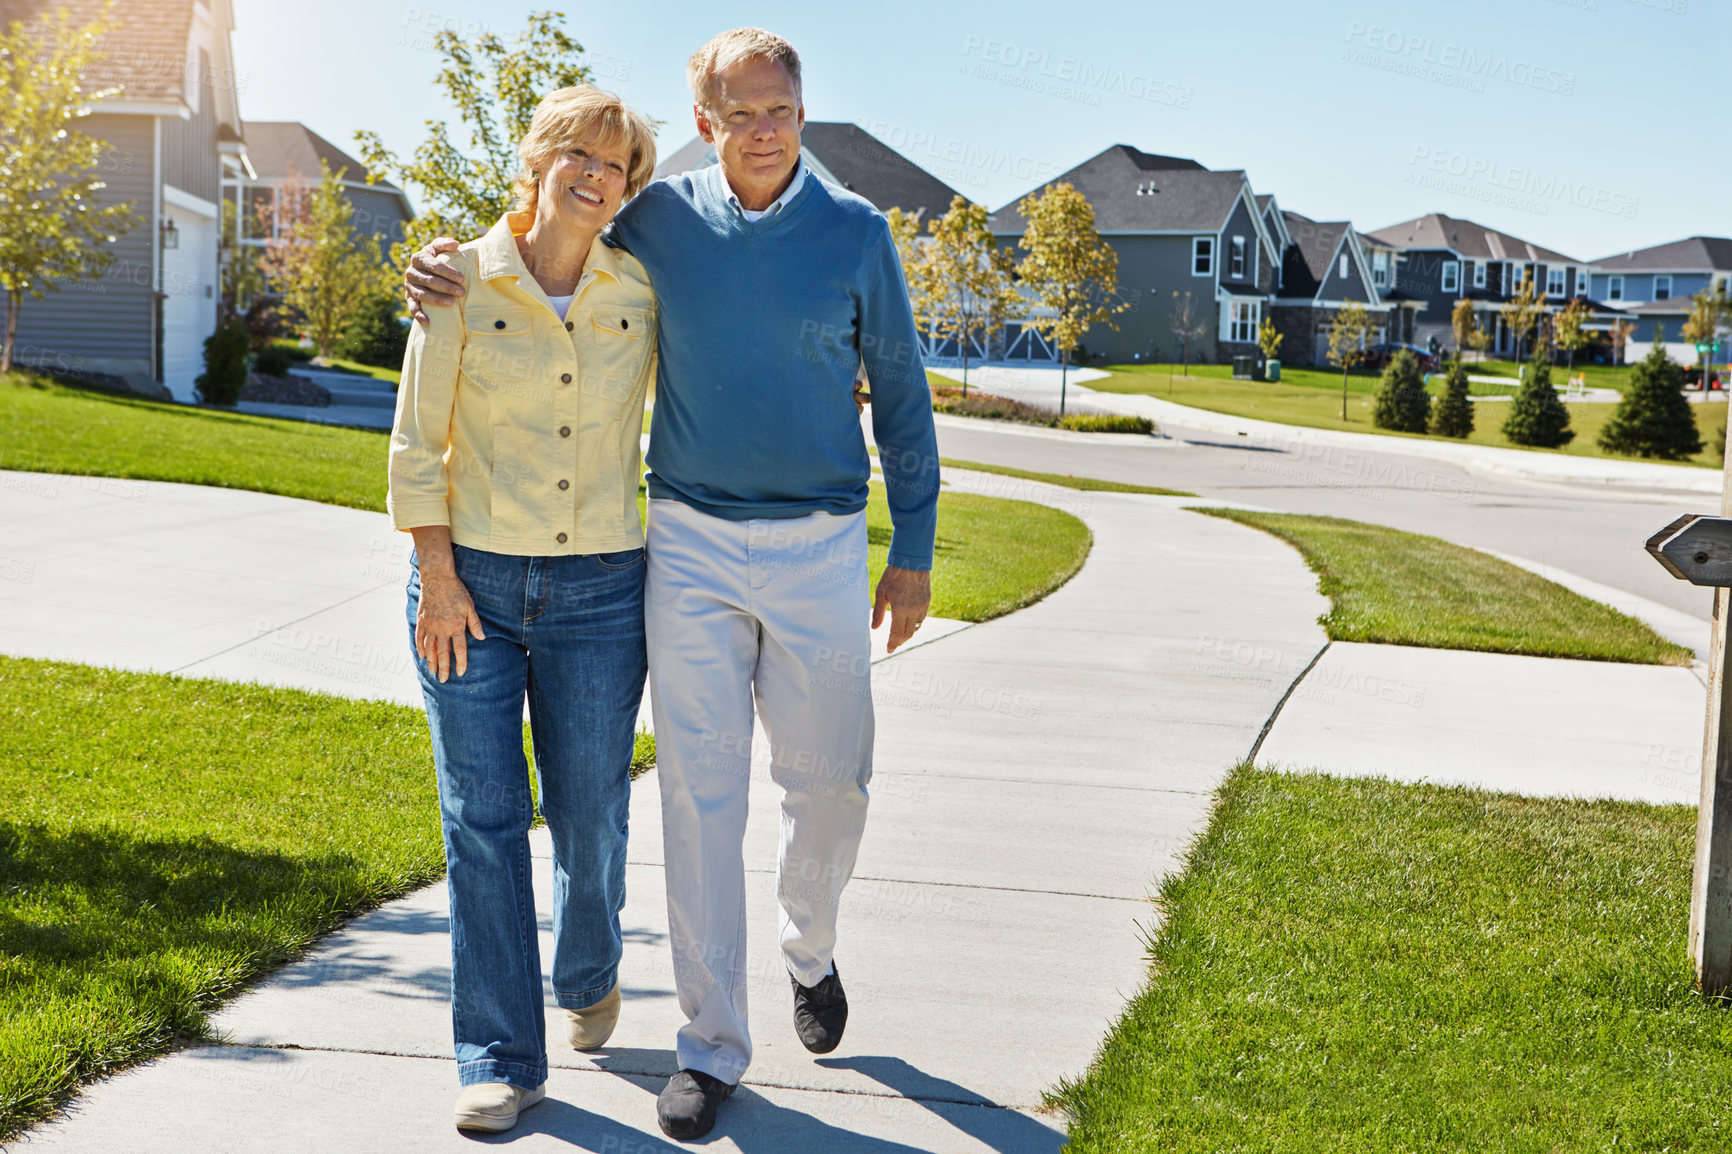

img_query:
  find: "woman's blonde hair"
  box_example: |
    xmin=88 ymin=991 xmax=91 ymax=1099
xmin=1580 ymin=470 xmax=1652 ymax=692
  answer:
xmin=686 ymin=27 xmax=802 ymax=109
xmin=512 ymin=85 xmax=657 ymax=216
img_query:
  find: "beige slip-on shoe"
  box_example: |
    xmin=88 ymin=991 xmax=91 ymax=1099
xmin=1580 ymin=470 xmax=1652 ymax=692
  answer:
xmin=565 ymin=981 xmax=622 ymax=1051
xmin=453 ymin=1081 xmax=546 ymax=1132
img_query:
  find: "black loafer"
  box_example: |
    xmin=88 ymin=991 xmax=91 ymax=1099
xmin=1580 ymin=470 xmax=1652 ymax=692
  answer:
xmin=657 ymin=1068 xmax=735 ymax=1141
xmin=791 ymin=962 xmax=848 ymax=1054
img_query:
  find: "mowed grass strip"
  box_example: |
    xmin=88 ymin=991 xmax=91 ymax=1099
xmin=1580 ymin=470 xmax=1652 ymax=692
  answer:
xmin=1194 ymin=507 xmax=1689 ymax=665
xmin=1053 ymin=766 xmax=1729 ymax=1152
xmin=940 ymin=458 xmax=1195 ymax=497
xmin=0 ymin=655 xmax=451 ymax=1140
xmin=1 ymin=374 xmax=390 ymax=511
xmin=867 ymin=481 xmax=1089 ymax=621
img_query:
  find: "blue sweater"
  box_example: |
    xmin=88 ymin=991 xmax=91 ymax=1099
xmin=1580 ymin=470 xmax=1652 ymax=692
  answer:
xmin=610 ymin=165 xmax=940 ymax=572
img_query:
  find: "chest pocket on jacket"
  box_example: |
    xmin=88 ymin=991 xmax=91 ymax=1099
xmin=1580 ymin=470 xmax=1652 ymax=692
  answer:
xmin=585 ymin=308 xmax=653 ymax=400
xmin=462 ymin=309 xmax=538 ymax=392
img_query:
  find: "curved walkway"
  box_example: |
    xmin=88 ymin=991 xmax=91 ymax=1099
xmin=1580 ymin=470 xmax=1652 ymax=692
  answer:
xmin=3 ymin=469 xmax=1330 ymax=1151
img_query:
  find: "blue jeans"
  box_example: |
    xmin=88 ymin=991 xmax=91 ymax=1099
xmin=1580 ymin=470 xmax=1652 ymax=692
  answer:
xmin=407 ymin=543 xmax=647 ymax=1090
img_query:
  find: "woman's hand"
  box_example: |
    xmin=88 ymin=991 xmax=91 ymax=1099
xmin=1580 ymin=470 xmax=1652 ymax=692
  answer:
xmin=411 ymin=527 xmax=486 ymax=682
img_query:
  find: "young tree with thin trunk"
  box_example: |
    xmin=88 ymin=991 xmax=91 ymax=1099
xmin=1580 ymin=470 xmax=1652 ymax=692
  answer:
xmin=1014 ymin=182 xmax=1127 ymax=416
xmin=1166 ymin=290 xmax=1209 ymax=391
xmin=1327 ymin=302 xmax=1371 ymax=421
xmin=1501 ymin=269 xmax=1544 ymax=364
xmin=1554 ymin=296 xmax=1591 ymax=375
xmin=355 ymin=11 xmax=593 ymax=264
xmin=0 ymin=4 xmax=140 ymax=374
xmin=257 ymin=163 xmax=392 ymax=358
xmin=1684 ymin=285 xmax=1731 ymax=389
xmin=1451 ymin=298 xmax=1488 ymax=361
xmin=917 ymin=196 xmax=1019 ymax=396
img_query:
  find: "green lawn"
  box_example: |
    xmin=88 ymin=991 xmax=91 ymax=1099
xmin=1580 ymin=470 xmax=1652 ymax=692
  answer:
xmin=0 ymin=657 xmax=447 ymax=1139
xmin=1194 ymin=508 xmax=1690 ymax=665
xmin=1054 ymin=766 xmax=1727 ymax=1152
xmin=1090 ymin=362 xmax=1723 ymax=469
xmin=1 ymin=374 xmax=389 ymax=510
xmin=941 ymin=458 xmax=1195 ymax=497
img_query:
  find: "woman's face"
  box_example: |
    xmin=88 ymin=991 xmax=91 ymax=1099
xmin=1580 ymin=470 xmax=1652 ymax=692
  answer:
xmin=536 ymin=133 xmax=631 ymax=231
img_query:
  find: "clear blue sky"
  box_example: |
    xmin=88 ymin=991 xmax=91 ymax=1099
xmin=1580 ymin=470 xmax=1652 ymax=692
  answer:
xmin=232 ymin=0 xmax=1725 ymax=261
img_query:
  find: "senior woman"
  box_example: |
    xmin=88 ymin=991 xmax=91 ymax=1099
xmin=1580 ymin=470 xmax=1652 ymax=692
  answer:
xmin=386 ymin=85 xmax=658 ymax=1133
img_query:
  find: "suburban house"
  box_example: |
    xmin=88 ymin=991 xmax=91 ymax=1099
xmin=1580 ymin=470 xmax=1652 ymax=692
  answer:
xmin=1364 ymin=212 xmax=1614 ymax=359
xmin=655 ymin=121 xmax=963 ymax=227
xmin=226 ymin=122 xmax=415 ymax=253
xmin=1268 ymin=211 xmax=1403 ymax=366
xmin=1588 ymin=237 xmax=1732 ymax=363
xmin=988 ymin=144 xmax=1280 ymax=364
xmin=2 ymin=0 xmax=248 ymax=401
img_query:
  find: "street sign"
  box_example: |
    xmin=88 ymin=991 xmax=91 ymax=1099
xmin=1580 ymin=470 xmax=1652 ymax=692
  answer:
xmin=1646 ymin=515 xmax=1732 ymax=587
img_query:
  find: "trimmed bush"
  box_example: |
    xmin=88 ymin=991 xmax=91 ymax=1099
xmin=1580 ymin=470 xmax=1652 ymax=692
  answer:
xmin=1501 ymin=354 xmax=1574 ymax=447
xmin=335 ymin=291 xmax=410 ymax=369
xmin=252 ymin=344 xmax=298 ymax=378
xmin=195 ymin=321 xmax=250 ymax=406
xmin=1598 ymin=338 xmax=1703 ymax=460
xmin=1058 ymin=413 xmax=1155 ymax=434
xmin=1431 ymin=355 xmax=1474 ymax=438
xmin=1371 ymin=349 xmax=1431 ymax=433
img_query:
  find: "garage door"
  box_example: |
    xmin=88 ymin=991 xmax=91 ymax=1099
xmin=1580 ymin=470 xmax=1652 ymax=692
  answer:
xmin=160 ymin=201 xmax=217 ymax=402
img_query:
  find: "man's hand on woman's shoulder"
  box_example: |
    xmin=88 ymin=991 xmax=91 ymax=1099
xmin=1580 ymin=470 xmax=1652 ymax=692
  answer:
xmin=406 ymin=237 xmax=467 ymax=326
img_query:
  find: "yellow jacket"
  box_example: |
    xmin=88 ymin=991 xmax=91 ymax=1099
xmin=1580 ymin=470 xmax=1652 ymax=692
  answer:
xmin=387 ymin=211 xmax=657 ymax=555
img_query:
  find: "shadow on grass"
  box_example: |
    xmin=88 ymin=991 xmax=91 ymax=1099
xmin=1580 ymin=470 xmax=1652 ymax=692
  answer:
xmin=0 ymin=820 xmax=398 ymax=1142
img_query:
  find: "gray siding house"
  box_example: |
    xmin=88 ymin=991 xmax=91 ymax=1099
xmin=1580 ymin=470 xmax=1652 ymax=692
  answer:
xmin=989 ymin=145 xmax=1280 ymax=364
xmin=1269 ymin=212 xmax=1401 ymax=365
xmin=1 ymin=0 xmax=248 ymax=401
xmin=1589 ymin=237 xmax=1732 ymax=363
xmin=228 ymin=122 xmax=415 ymax=253
xmin=1365 ymin=212 xmax=1612 ymax=359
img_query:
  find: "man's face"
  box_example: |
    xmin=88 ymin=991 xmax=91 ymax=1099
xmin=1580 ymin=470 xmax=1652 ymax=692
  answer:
xmin=694 ymin=55 xmax=803 ymax=210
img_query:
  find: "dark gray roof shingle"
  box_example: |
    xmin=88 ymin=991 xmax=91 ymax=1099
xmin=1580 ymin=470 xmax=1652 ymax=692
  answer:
xmin=1366 ymin=211 xmax=1577 ymax=265
xmin=243 ymin=121 xmax=400 ymax=190
xmin=989 ymin=144 xmax=1242 ymax=235
xmin=1592 ymin=236 xmax=1732 ymax=272
xmin=1279 ymin=211 xmax=1350 ymax=300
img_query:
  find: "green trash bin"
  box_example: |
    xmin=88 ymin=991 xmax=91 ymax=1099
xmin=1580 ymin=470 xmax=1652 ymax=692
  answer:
xmin=1265 ymin=359 xmax=1281 ymax=382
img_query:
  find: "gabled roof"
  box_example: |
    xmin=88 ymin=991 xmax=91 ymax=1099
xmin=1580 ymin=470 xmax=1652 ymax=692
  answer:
xmin=243 ymin=121 xmax=401 ymax=191
xmin=989 ymin=144 xmax=1243 ymax=235
xmin=1366 ymin=211 xmax=1578 ymax=265
xmin=0 ymin=0 xmax=197 ymax=105
xmin=652 ymin=122 xmax=966 ymax=223
xmin=1279 ymin=211 xmax=1352 ymax=300
xmin=1591 ymin=236 xmax=1732 ymax=273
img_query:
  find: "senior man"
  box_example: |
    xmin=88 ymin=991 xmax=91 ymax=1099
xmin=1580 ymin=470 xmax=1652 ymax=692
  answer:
xmin=406 ymin=27 xmax=940 ymax=1142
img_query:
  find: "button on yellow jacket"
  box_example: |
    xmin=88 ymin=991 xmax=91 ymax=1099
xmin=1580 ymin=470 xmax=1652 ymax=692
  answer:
xmin=387 ymin=211 xmax=657 ymax=556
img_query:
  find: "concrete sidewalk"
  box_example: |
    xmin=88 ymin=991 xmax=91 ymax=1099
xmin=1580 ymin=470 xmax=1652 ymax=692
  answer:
xmin=3 ymin=469 xmax=1331 ymax=1151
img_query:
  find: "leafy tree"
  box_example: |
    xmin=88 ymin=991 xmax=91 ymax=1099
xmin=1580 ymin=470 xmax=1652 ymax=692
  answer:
xmin=1598 ymin=332 xmax=1702 ymax=459
xmin=0 ymin=3 xmax=141 ymax=373
xmin=1683 ymin=285 xmax=1731 ymax=389
xmin=257 ymin=163 xmax=393 ymax=358
xmin=1372 ymin=348 xmax=1431 ymax=433
xmin=1014 ymin=182 xmax=1127 ymax=415
xmin=1554 ymin=296 xmax=1591 ymax=374
xmin=336 ymin=290 xmax=410 ymax=369
xmin=1451 ymin=298 xmax=1488 ymax=359
xmin=1431 ymin=354 xmax=1474 ymax=438
xmin=1166 ymin=290 xmax=1210 ymax=389
xmin=1500 ymin=268 xmax=1544 ymax=363
xmin=1501 ymin=331 xmax=1573 ymax=447
xmin=1256 ymin=316 xmax=1283 ymax=363
xmin=914 ymin=196 xmax=1020 ymax=395
xmin=355 ymin=11 xmax=592 ymax=262
xmin=1326 ymin=302 xmax=1371 ymax=421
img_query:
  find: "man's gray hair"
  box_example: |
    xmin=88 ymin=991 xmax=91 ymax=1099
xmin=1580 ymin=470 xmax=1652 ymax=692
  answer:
xmin=686 ymin=27 xmax=802 ymax=108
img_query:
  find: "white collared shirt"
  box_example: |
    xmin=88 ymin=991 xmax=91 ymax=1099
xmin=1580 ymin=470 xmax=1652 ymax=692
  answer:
xmin=726 ymin=158 xmax=807 ymax=222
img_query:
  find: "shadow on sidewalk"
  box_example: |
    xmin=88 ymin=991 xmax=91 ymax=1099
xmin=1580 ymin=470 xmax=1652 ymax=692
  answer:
xmin=821 ymin=1055 xmax=1064 ymax=1153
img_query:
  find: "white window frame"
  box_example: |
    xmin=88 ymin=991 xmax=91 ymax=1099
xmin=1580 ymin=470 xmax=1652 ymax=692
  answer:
xmin=1608 ymin=275 xmax=1624 ymax=302
xmin=1337 ymin=253 xmax=1349 ymax=280
xmin=1655 ymin=275 xmax=1672 ymax=301
xmin=1575 ymin=270 xmax=1588 ymax=297
xmin=1472 ymin=262 xmax=1487 ymax=290
xmin=1372 ymin=250 xmax=1389 ymax=287
xmin=1229 ymin=235 xmax=1246 ymax=280
xmin=1546 ymin=267 xmax=1565 ymax=297
xmin=1226 ymin=299 xmax=1260 ymax=343
xmin=1441 ymin=260 xmax=1460 ymax=293
xmin=1192 ymin=236 xmax=1214 ymax=277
